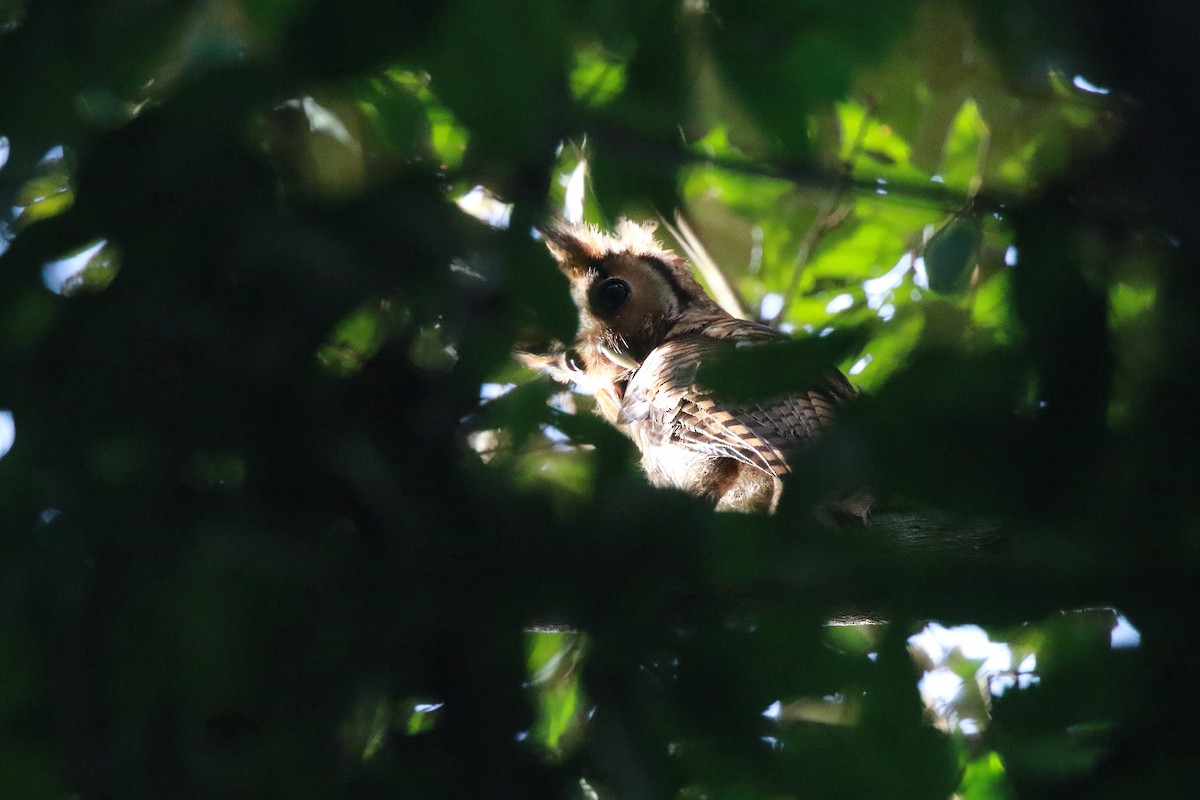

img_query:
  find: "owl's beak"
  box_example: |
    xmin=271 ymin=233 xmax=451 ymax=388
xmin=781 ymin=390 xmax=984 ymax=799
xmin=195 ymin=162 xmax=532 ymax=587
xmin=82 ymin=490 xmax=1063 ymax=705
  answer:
xmin=598 ymin=342 xmax=640 ymax=372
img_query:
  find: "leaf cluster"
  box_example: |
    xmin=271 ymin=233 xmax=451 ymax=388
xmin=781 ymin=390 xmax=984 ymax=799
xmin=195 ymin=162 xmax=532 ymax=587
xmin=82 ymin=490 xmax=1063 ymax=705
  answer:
xmin=0 ymin=2 xmax=1197 ymax=799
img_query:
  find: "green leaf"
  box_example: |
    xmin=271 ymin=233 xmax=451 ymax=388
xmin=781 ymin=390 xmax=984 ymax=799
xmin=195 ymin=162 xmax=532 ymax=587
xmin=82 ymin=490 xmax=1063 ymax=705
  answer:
xmin=696 ymin=329 xmax=869 ymax=403
xmin=958 ymin=750 xmax=1013 ymax=800
xmin=940 ymin=99 xmax=988 ymax=192
xmin=570 ymin=45 xmax=628 ymax=107
xmin=924 ymin=215 xmax=982 ymax=294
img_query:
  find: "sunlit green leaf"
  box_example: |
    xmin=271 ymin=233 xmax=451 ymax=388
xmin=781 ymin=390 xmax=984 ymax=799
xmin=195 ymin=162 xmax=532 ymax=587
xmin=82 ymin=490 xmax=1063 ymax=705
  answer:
xmin=680 ymin=164 xmax=794 ymax=218
xmin=318 ymin=300 xmax=410 ymax=377
xmin=401 ymin=698 xmax=444 ymax=736
xmin=804 ymin=212 xmax=911 ymax=284
xmin=526 ymin=631 xmax=588 ymax=756
xmin=837 ymin=99 xmax=929 ymax=184
xmin=688 ymin=125 xmax=751 ymax=161
xmin=1109 ymin=282 xmax=1155 ymax=326
xmin=15 ymin=174 xmax=73 ymax=226
xmin=846 ymin=310 xmax=923 ymax=390
xmin=380 ymin=69 xmax=470 ymax=169
xmin=940 ymin=99 xmax=988 ymax=193
xmin=958 ymin=750 xmax=1013 ymax=800
xmin=570 ymin=45 xmax=627 ymax=108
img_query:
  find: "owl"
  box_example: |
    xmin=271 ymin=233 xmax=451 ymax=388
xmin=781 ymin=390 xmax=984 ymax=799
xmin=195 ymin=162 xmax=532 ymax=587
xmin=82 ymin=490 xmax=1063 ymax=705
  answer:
xmin=525 ymin=219 xmax=869 ymax=518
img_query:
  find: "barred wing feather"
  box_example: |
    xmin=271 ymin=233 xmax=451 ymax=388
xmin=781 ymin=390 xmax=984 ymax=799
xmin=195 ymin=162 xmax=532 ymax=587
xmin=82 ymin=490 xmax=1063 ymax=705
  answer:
xmin=619 ymin=329 xmax=855 ymax=478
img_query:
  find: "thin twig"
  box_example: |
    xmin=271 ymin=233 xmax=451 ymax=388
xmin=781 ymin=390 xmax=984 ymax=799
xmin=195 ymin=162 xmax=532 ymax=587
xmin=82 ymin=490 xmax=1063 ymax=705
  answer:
xmin=767 ymin=103 xmax=874 ymax=327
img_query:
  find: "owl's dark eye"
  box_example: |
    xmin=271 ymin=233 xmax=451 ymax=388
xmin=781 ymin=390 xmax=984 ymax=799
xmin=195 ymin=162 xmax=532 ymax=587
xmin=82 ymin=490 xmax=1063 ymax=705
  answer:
xmin=591 ymin=278 xmax=631 ymax=316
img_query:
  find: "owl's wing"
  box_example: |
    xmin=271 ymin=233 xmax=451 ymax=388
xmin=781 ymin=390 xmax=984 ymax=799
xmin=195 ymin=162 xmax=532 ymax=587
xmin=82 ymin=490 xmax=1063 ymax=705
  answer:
xmin=619 ymin=327 xmax=856 ymax=477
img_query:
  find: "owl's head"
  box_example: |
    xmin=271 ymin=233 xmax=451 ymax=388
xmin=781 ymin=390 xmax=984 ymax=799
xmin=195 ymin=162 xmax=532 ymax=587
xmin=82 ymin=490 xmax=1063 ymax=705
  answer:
xmin=540 ymin=219 xmax=722 ymax=365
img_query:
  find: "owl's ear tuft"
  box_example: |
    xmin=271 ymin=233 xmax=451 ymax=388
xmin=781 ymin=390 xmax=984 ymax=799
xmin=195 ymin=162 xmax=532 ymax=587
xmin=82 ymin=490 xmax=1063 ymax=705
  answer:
xmin=612 ymin=218 xmax=664 ymax=254
xmin=539 ymin=220 xmax=603 ymax=276
xmin=539 ymin=218 xmax=677 ymax=276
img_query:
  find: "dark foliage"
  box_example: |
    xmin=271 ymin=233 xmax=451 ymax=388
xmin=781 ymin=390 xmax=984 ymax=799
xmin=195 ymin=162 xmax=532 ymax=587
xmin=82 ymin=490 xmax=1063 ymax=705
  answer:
xmin=1 ymin=1 xmax=1198 ymax=798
